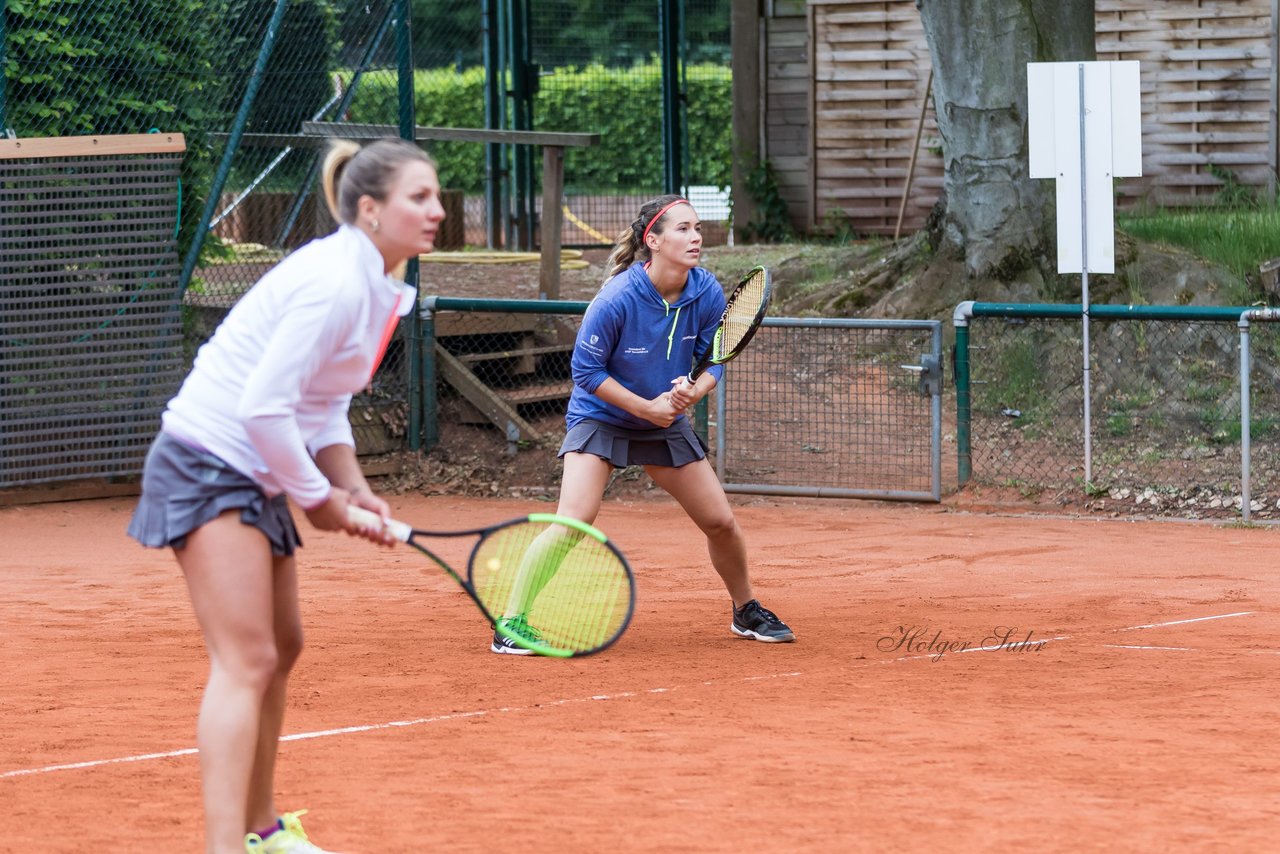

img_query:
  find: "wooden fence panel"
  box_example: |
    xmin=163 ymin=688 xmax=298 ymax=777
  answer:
xmin=774 ymin=0 xmax=1276 ymax=237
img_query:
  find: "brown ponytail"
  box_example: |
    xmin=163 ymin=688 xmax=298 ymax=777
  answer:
xmin=604 ymin=193 xmax=689 ymax=280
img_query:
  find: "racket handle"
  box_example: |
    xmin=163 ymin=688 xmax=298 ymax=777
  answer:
xmin=346 ymin=505 xmax=412 ymax=543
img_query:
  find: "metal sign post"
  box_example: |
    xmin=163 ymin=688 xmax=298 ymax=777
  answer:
xmin=1028 ymin=60 xmax=1142 ymax=487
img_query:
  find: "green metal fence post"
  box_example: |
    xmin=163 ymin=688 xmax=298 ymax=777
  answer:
xmin=421 ymin=302 xmax=439 ymax=450
xmin=508 ymin=0 xmax=535 ymax=250
xmin=393 ymin=0 xmax=425 ymax=452
xmin=953 ymin=301 xmax=974 ymax=485
xmin=658 ymin=0 xmax=684 ymax=194
xmin=178 ymin=0 xmax=290 ymax=295
xmin=482 ymin=0 xmax=503 ymax=249
xmin=0 ymin=3 xmax=8 ymax=133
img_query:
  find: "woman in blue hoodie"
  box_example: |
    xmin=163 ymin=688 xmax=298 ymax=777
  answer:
xmin=491 ymin=194 xmax=795 ymax=654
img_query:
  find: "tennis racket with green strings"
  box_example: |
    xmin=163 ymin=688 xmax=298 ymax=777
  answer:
xmin=347 ymin=506 xmax=635 ymax=657
xmin=682 ymin=265 xmax=773 ymax=387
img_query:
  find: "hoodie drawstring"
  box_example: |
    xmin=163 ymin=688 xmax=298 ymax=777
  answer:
xmin=664 ymin=302 xmax=681 ymax=360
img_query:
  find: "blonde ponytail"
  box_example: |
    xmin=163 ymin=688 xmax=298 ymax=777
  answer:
xmin=321 ymin=140 xmax=361 ymax=223
xmin=321 ymin=138 xmax=436 ymax=226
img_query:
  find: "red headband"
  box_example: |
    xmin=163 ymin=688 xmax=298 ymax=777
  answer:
xmin=641 ymin=198 xmax=691 ymax=246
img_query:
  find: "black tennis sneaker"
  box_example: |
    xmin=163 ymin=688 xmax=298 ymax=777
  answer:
xmin=731 ymin=599 xmax=796 ymax=643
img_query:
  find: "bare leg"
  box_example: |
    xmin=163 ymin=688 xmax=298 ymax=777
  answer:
xmin=244 ymin=553 xmax=304 ymax=833
xmin=555 ymin=451 xmax=615 ymax=524
xmin=176 ymin=511 xmax=283 ymax=854
xmin=645 ymin=459 xmax=753 ymax=607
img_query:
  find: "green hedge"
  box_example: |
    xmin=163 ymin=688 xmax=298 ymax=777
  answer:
xmin=343 ymin=62 xmax=732 ymax=195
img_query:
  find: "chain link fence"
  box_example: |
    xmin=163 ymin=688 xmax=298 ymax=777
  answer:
xmin=0 ymin=143 xmax=186 ymax=487
xmin=958 ymin=305 xmax=1280 ymax=520
xmin=526 ymin=0 xmax=732 ymax=248
xmin=421 ymin=299 xmax=943 ymax=500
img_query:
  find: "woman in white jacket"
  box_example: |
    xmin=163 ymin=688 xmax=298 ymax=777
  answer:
xmin=128 ymin=138 xmax=444 ymax=854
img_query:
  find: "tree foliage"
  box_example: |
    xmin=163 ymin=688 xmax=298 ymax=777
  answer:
xmin=408 ymin=0 xmax=730 ymax=70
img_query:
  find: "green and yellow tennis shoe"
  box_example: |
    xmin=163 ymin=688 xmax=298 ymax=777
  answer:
xmin=490 ymin=614 xmax=544 ymax=655
xmin=244 ymin=810 xmax=343 ymax=854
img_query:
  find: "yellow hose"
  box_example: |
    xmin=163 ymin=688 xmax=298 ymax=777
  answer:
xmin=419 ymin=249 xmax=589 ymax=270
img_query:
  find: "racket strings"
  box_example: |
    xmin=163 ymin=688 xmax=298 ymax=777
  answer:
xmin=470 ymin=521 xmax=631 ymax=655
xmin=720 ymin=271 xmax=769 ymax=353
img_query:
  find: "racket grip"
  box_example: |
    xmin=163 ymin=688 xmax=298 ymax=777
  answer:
xmin=346 ymin=505 xmax=412 ymax=543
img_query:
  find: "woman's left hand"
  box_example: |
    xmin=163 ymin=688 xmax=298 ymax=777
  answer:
xmin=668 ymin=376 xmax=699 ymax=411
xmin=345 ymin=486 xmax=399 ymax=546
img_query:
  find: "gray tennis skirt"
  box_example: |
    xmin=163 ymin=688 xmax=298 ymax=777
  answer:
xmin=559 ymin=418 xmax=708 ymax=469
xmin=127 ymin=432 xmax=302 ymax=556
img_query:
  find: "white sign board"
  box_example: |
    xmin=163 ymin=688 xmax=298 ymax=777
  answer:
xmin=1027 ymin=61 xmax=1141 ymax=274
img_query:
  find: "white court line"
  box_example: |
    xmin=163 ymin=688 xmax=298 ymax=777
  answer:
xmin=0 ymin=614 xmax=1257 ymax=781
xmin=1104 ymin=644 xmax=1196 ymax=651
xmin=1 ymin=676 xmax=800 ymax=780
xmin=1117 ymin=611 xmax=1254 ymax=631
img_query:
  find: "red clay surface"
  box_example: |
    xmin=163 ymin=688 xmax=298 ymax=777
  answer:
xmin=1 ymin=493 xmax=1277 ymax=851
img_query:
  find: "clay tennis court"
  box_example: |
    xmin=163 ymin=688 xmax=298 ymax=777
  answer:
xmin=1 ymin=493 xmax=1276 ymax=851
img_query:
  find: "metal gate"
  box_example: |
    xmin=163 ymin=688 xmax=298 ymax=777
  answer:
xmin=714 ymin=318 xmax=943 ymax=500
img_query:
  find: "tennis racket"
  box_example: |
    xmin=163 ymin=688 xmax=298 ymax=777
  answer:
xmin=347 ymin=506 xmax=635 ymax=657
xmin=683 ymin=265 xmax=773 ymax=386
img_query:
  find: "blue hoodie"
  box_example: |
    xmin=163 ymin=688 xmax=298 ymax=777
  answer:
xmin=566 ymin=261 xmax=726 ymax=430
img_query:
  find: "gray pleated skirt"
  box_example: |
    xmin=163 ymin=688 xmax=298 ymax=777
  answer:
xmin=559 ymin=418 xmax=708 ymax=469
xmin=127 ymin=432 xmax=302 ymax=556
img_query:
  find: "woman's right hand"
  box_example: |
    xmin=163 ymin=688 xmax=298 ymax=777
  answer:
xmin=305 ymin=487 xmax=398 ymax=546
xmin=303 ymin=487 xmax=351 ymax=532
xmin=645 ymin=393 xmax=685 ymax=428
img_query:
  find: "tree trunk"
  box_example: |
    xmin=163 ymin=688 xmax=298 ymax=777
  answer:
xmin=917 ymin=0 xmax=1095 ymax=278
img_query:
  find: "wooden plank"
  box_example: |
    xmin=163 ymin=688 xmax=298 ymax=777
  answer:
xmin=302 ymin=121 xmax=599 ymax=148
xmin=1150 ymin=151 xmax=1270 ymax=165
xmin=0 ymin=133 xmax=186 ymax=160
xmin=807 ymin=2 xmax=818 ymax=233
xmin=1144 ymin=131 xmax=1269 ymax=144
xmin=1149 ymin=69 xmax=1271 ymax=84
xmin=359 ymin=457 xmax=403 ymax=477
xmin=539 ymin=146 xmax=565 ymax=300
xmin=1272 ymin=0 xmax=1279 ymax=200
xmin=432 ymin=312 xmax=539 ymax=337
xmin=434 ymin=344 xmax=541 ymax=441
xmin=1117 ymin=5 xmax=1268 ymax=22
xmin=457 ymin=343 xmax=574 ymax=364
xmin=0 ymin=479 xmax=140 ymax=507
xmin=500 ymin=380 xmax=574 ymax=405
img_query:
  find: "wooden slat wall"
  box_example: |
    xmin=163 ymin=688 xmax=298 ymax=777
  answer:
xmin=765 ymin=0 xmax=1277 ymax=237
xmin=1098 ymin=0 xmax=1276 ymax=206
xmin=765 ymin=1 xmax=813 ymax=232
xmin=808 ymin=0 xmax=937 ymax=236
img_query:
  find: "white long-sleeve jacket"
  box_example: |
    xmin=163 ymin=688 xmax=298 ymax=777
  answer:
xmin=163 ymin=225 xmax=416 ymax=508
